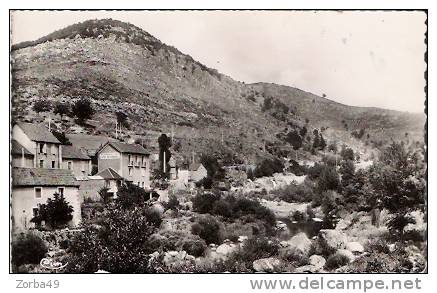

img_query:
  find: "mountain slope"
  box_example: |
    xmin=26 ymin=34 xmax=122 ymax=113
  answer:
xmin=11 ymin=19 xmax=426 ymax=163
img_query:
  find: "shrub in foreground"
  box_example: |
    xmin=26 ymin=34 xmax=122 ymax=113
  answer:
xmin=12 ymin=233 xmax=47 ymax=268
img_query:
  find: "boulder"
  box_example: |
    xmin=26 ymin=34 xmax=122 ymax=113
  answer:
xmin=346 ymin=242 xmax=364 ymax=254
xmin=151 ymin=203 xmax=165 ymax=216
xmin=216 ymin=243 xmax=238 ymax=256
xmin=336 ymin=249 xmax=355 ymax=262
xmin=253 ymin=257 xmax=282 ymax=272
xmin=238 ymin=235 xmax=248 ymax=243
xmin=283 ymin=232 xmax=312 ymax=256
xmin=318 ymin=229 xmax=347 ymax=253
xmin=294 ymin=264 xmax=319 ymax=273
xmin=308 ymin=255 xmax=326 ymax=269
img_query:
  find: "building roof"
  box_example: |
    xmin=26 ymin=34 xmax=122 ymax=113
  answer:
xmin=102 ymin=141 xmax=150 ymax=155
xmin=12 ymin=167 xmax=79 ymax=187
xmin=61 ymin=145 xmax=91 ymax=160
xmin=189 ymin=162 xmax=205 ymax=171
xmin=97 ymin=167 xmax=123 ymax=180
xmin=16 ymin=122 xmax=61 ymax=144
xmin=66 ymin=134 xmax=116 ymax=156
xmin=11 ymin=140 xmax=33 ymax=156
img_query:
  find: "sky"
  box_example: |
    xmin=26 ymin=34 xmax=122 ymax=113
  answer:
xmin=10 ymin=10 xmax=427 ymax=113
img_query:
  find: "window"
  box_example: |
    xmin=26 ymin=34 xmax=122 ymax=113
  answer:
xmin=51 ymin=161 xmax=56 ymax=168
xmin=128 ymin=167 xmax=133 ymax=176
xmin=105 ymin=180 xmax=110 ymax=188
xmin=35 ymin=187 xmax=42 ymax=199
xmin=39 ymin=160 xmax=44 ymax=168
xmin=58 ymin=187 xmax=64 ymax=196
xmin=33 ymin=208 xmax=39 ymax=218
xmin=128 ymin=155 xmax=133 ymax=165
xmin=136 ymin=156 xmax=141 ymax=166
xmin=39 ymin=143 xmax=44 ymax=154
xmin=141 ymin=168 xmax=145 ymax=177
xmin=51 ymin=144 xmax=56 ymax=155
xmin=67 ymin=161 xmax=72 ymax=170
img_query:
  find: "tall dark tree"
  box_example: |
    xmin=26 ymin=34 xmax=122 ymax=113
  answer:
xmin=32 ymin=99 xmax=52 ymax=113
xmin=31 ymin=193 xmax=74 ymax=229
xmin=158 ymin=133 xmax=172 ymax=177
xmin=53 ymin=101 xmax=71 ymax=118
xmin=115 ymin=111 xmax=129 ymax=128
xmin=72 ymin=98 xmax=94 ymax=124
xmin=319 ymin=134 xmax=327 ymax=150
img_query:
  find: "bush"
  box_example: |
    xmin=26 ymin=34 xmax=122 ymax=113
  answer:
xmin=12 ymin=233 xmax=47 ymax=268
xmin=53 ymin=101 xmax=71 ymax=117
xmin=274 ymin=182 xmax=314 ymax=203
xmin=254 ymin=158 xmax=284 ymax=178
xmin=325 ymin=253 xmax=350 ymax=270
xmin=67 ymin=206 xmax=157 ymax=273
xmin=233 ymin=236 xmax=279 ymax=263
xmin=115 ymin=183 xmax=148 ymax=209
xmin=180 ymin=236 xmax=208 ymax=257
xmin=191 ymin=215 xmax=222 ymax=245
xmin=145 ymin=208 xmax=162 ymax=228
xmin=192 ymin=191 xmax=220 ymax=214
xmin=165 ymin=194 xmax=180 ymax=211
xmin=32 ymin=98 xmax=52 ymax=113
xmin=31 ymin=192 xmax=74 ymax=229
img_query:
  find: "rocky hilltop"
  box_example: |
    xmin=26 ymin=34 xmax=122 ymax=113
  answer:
xmin=11 ymin=18 xmax=426 ymax=163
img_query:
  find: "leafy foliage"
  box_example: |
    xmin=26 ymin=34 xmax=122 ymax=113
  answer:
xmin=12 ymin=233 xmax=47 ymax=268
xmin=72 ymin=98 xmax=94 ymax=123
xmin=31 ymin=192 xmax=74 ymax=229
xmin=67 ymin=206 xmax=157 ymax=273
xmin=254 ymin=157 xmax=284 ymax=178
xmin=32 ymin=98 xmax=52 ymax=113
xmin=191 ymin=215 xmax=223 ymax=245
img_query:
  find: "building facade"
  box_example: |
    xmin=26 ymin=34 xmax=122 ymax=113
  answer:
xmin=12 ymin=122 xmax=62 ymax=169
xmin=11 ymin=167 xmax=81 ymax=231
xmin=61 ymin=145 xmax=92 ymax=179
xmin=11 ymin=140 xmax=34 ymax=168
xmin=97 ymin=141 xmax=151 ymax=189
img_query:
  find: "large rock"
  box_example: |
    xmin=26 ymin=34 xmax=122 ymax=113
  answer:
xmin=346 ymin=242 xmax=364 ymax=254
xmin=294 ymin=264 xmax=319 ymax=273
xmin=336 ymin=249 xmax=355 ymax=262
xmin=308 ymin=255 xmax=326 ymax=269
xmin=216 ymin=243 xmax=238 ymax=256
xmin=318 ymin=229 xmax=347 ymax=253
xmin=283 ymin=232 xmax=312 ymax=256
xmin=253 ymin=257 xmax=282 ymax=272
xmin=150 ymin=203 xmax=165 ymax=216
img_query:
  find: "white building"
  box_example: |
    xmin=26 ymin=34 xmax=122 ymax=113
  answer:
xmin=96 ymin=141 xmax=151 ymax=189
xmin=11 ymin=167 xmax=81 ymax=231
xmin=12 ymin=122 xmax=62 ymax=169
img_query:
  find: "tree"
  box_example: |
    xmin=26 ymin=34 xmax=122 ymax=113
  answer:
xmin=98 ymin=187 xmax=112 ymax=204
xmin=115 ymin=111 xmax=129 ymax=128
xmin=339 ymin=159 xmax=355 ymax=186
xmin=116 ymin=182 xmax=148 ymax=209
xmin=158 ymin=133 xmax=172 ymax=177
xmin=67 ymin=206 xmax=157 ymax=273
xmin=318 ymin=134 xmax=327 ymax=150
xmin=52 ymin=130 xmax=71 ymax=145
xmin=286 ymin=130 xmax=303 ymax=150
xmin=12 ymin=233 xmax=47 ymax=269
xmin=340 ymin=145 xmax=355 ymax=161
xmin=299 ymin=126 xmax=308 ymax=137
xmin=72 ymin=98 xmax=94 ymax=123
xmin=53 ymin=101 xmax=71 ymax=118
xmin=31 ymin=192 xmax=74 ymax=229
xmin=32 ymin=99 xmax=52 ymax=113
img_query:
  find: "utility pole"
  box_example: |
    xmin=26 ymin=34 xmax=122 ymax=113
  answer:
xmin=171 ymin=125 xmax=174 ymax=142
xmin=115 ymin=122 xmax=118 ymax=139
xmin=163 ymin=151 xmax=166 ymax=173
xmin=48 ymin=115 xmax=51 ymax=132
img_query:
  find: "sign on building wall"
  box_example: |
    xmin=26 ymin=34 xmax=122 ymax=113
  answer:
xmin=100 ymin=152 xmax=120 ymax=160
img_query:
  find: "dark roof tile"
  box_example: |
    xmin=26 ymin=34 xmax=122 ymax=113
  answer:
xmin=12 ymin=167 xmax=79 ymax=187
xmin=16 ymin=122 xmax=60 ymax=144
